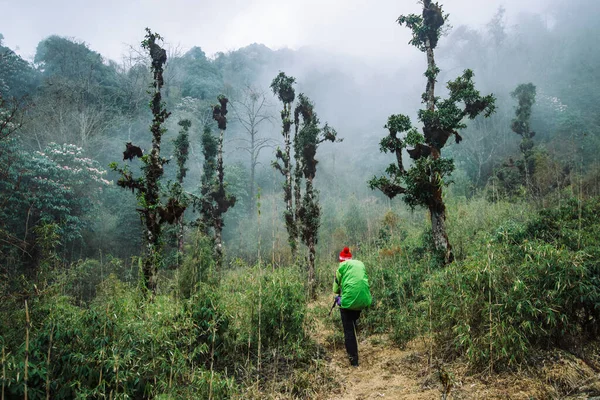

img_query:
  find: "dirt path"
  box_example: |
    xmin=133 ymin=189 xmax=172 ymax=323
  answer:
xmin=310 ymin=296 xmax=600 ymax=400
xmin=325 ymin=336 xmax=440 ymax=400
xmin=311 ymin=297 xmax=441 ymax=400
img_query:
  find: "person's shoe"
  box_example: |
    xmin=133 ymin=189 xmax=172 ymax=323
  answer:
xmin=350 ymin=357 xmax=359 ymax=367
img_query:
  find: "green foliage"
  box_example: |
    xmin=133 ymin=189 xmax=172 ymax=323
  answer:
xmin=197 ymin=125 xmax=218 ymax=233
xmin=271 ymin=75 xmax=340 ymax=279
xmin=397 ymin=0 xmax=448 ymax=50
xmin=511 ymin=83 xmax=537 ymax=138
xmin=0 ymin=276 xmax=237 ymax=399
xmin=221 ymin=265 xmax=309 ymax=355
xmin=364 ymin=197 xmax=600 ymax=370
xmin=35 ymin=36 xmax=110 ymax=82
xmin=293 ymin=92 xmax=341 ymax=295
xmin=492 ymin=83 xmax=539 ymax=199
xmin=178 ymin=230 xmax=216 ymax=297
xmin=403 ymin=156 xmax=455 ymax=209
xmin=420 ymin=69 xmax=496 ymax=148
xmin=271 ymin=71 xmax=297 ymax=255
xmin=222 ymin=162 xmax=250 ymax=231
xmin=196 ymin=103 xmax=236 ymax=265
xmin=510 ymin=83 xmax=537 ymax=178
xmin=0 ymin=93 xmax=27 ymax=142
xmin=175 ymin=46 xmax=223 ymax=100
xmin=0 ymin=141 xmax=109 ymax=263
xmin=0 ymin=40 xmax=37 ymax=98
xmin=174 ymin=119 xmax=191 ymax=183
xmin=270 ymin=72 xmax=296 ymax=104
xmin=431 ymin=230 xmax=599 ymax=369
xmin=342 ymin=197 xmax=368 ymax=247
xmin=201 ymin=126 xmax=218 ymax=182
xmin=34 ymin=35 xmax=122 ymax=111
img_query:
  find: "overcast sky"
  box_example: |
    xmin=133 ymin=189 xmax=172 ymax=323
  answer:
xmin=2 ymin=0 xmax=548 ymax=63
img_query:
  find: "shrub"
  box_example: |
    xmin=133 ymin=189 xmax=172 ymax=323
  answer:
xmin=220 ymin=265 xmax=308 ymax=359
xmin=428 ymin=197 xmax=600 ymax=369
xmin=1 ymin=275 xmax=237 ymax=399
xmin=358 ymin=196 xmax=599 ymax=371
xmin=178 ymin=231 xmax=216 ymax=297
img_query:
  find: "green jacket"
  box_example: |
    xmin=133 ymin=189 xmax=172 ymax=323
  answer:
xmin=333 ymin=260 xmax=372 ymax=310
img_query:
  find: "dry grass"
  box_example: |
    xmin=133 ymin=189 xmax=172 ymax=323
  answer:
xmin=240 ymin=293 xmax=600 ymax=399
xmin=304 ymin=294 xmax=600 ymax=400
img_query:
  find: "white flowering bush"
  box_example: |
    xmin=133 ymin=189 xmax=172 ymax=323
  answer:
xmin=0 ymin=142 xmax=110 ymax=255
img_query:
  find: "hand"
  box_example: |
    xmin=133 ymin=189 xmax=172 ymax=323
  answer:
xmin=335 ymin=296 xmax=341 ymax=306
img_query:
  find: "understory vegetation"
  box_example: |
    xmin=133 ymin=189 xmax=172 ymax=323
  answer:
xmin=1 ymin=195 xmax=598 ymax=398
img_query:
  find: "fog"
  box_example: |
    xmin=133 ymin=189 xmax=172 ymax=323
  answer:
xmin=2 ymin=4 xmax=600 ymax=396
xmin=4 ymin=0 xmax=548 ymax=63
xmin=2 ymin=0 xmax=599 ymax=261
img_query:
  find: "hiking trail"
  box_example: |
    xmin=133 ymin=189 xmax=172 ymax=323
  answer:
xmin=311 ymin=295 xmax=441 ymax=400
xmin=309 ymin=295 xmax=599 ymax=400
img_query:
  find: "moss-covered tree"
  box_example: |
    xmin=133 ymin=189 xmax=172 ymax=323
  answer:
xmin=294 ymin=93 xmax=340 ymax=298
xmin=196 ymin=96 xmax=236 ymax=271
xmin=369 ymin=1 xmax=496 ymax=265
xmin=197 ymin=125 xmax=217 ymax=233
xmin=173 ymin=119 xmax=191 ymax=256
xmin=270 ymin=72 xmax=298 ymax=257
xmin=110 ymin=29 xmax=186 ymax=292
xmin=511 ymin=83 xmax=537 ymax=186
xmin=213 ymin=95 xmax=236 ymax=269
xmin=492 ymin=83 xmax=538 ymax=199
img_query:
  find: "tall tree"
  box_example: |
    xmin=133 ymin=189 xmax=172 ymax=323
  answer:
xmin=27 ymin=36 xmax=121 ymax=151
xmin=369 ymin=0 xmax=496 ymax=264
xmin=271 ymin=72 xmax=340 ymax=293
xmin=110 ymin=29 xmax=185 ymax=293
xmin=294 ymin=93 xmax=340 ymax=297
xmin=173 ymin=119 xmax=191 ymax=257
xmin=197 ymin=125 xmax=218 ymax=235
xmin=231 ymin=86 xmax=274 ymax=214
xmin=208 ymin=95 xmax=236 ymax=270
xmin=0 ymin=35 xmax=37 ymax=99
xmin=510 ymin=83 xmax=537 ymax=187
xmin=270 ymin=72 xmax=298 ymax=256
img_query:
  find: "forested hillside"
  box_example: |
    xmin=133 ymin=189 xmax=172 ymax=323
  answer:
xmin=1 ymin=0 xmax=599 ymax=398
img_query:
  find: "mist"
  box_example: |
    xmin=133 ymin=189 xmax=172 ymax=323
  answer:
xmin=2 ymin=0 xmax=600 ymax=397
xmin=2 ymin=0 xmax=598 ymax=256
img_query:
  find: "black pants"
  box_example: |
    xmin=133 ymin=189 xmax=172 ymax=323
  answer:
xmin=340 ymin=308 xmax=361 ymax=366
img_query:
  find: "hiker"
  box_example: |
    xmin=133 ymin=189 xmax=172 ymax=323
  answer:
xmin=333 ymin=246 xmax=372 ymax=367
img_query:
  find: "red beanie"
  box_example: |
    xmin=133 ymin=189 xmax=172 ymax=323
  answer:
xmin=339 ymin=247 xmax=352 ymax=262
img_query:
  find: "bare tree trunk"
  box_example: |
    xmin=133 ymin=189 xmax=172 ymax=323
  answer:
xmin=24 ymin=300 xmax=29 ymax=400
xmin=215 ymin=128 xmax=225 ymax=270
xmin=22 ymin=205 xmax=32 ymax=257
xmin=144 ymin=241 xmax=159 ymax=293
xmin=308 ymin=237 xmax=316 ymax=300
xmin=177 ymin=214 xmax=185 ymax=258
xmin=429 ymin=200 xmax=453 ymax=264
xmin=283 ymin=104 xmax=296 ymax=257
xmin=249 ymin=132 xmax=256 ymax=214
xmin=2 ymin=344 xmax=5 ymax=400
xmin=45 ymin=324 xmax=54 ymax=400
xmin=425 ymin=42 xmax=436 ymax=112
xmin=304 ymin=177 xmax=318 ymax=299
